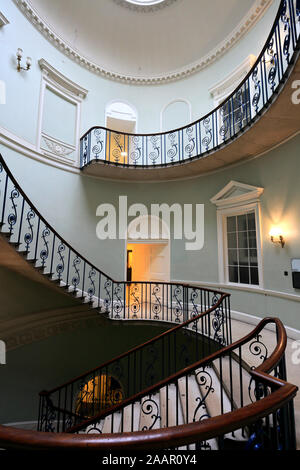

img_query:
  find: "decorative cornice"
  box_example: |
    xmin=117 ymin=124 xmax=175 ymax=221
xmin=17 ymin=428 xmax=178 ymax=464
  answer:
xmin=38 ymin=59 xmax=88 ymax=99
xmin=0 ymin=11 xmax=9 ymax=27
xmin=210 ymin=181 xmax=264 ymax=208
xmin=14 ymin=0 xmax=273 ymax=85
xmin=112 ymin=0 xmax=178 ymax=13
xmin=1 ymin=305 xmax=107 ymax=351
xmin=209 ymin=54 xmax=257 ymax=103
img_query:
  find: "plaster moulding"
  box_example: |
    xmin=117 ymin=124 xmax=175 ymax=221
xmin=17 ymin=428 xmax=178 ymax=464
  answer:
xmin=41 ymin=133 xmax=76 ymax=161
xmin=0 ymin=11 xmax=9 ymax=27
xmin=14 ymin=0 xmax=273 ymax=85
xmin=209 ymin=54 xmax=257 ymax=104
xmin=210 ymin=180 xmax=264 ymax=208
xmin=112 ymin=0 xmax=178 ymax=13
xmin=38 ymin=59 xmax=88 ymax=100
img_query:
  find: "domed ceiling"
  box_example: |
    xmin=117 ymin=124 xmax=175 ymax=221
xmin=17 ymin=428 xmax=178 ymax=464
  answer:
xmin=18 ymin=0 xmax=272 ymax=83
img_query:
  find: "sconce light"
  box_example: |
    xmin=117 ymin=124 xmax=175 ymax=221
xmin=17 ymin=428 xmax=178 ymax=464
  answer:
xmin=269 ymin=227 xmax=285 ymax=248
xmin=121 ymin=152 xmax=127 ymax=157
xmin=16 ymin=48 xmax=32 ymax=72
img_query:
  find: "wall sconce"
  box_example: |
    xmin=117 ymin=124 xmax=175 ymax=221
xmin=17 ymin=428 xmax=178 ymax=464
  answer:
xmin=16 ymin=48 xmax=32 ymax=72
xmin=269 ymin=227 xmax=285 ymax=248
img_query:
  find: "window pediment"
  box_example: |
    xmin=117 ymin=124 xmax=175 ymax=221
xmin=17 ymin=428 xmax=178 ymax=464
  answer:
xmin=210 ymin=181 xmax=264 ymax=209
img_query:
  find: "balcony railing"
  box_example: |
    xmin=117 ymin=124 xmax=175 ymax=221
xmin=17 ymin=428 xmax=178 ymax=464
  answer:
xmin=80 ymin=0 xmax=300 ymax=169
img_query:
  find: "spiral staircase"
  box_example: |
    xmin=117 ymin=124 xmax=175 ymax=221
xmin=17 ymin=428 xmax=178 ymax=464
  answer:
xmin=0 ymin=0 xmax=299 ymax=452
xmin=0 ymin=152 xmax=297 ymax=452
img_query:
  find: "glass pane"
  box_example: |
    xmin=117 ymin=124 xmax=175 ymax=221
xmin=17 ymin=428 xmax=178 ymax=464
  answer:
xmin=249 ymin=249 xmax=258 ymax=267
xmin=237 ymin=214 xmax=247 ymax=232
xmin=227 ymin=232 xmax=237 ymax=249
xmin=227 ymin=216 xmax=236 ymax=233
xmin=250 ymin=267 xmax=259 ymax=285
xmin=247 ymin=212 xmax=256 ymax=231
xmin=238 ymin=249 xmax=249 ymax=267
xmin=248 ymin=231 xmax=257 ymax=248
xmin=229 ymin=266 xmax=239 ymax=283
xmin=228 ymin=249 xmax=238 ymax=265
xmin=238 ymin=231 xmax=248 ymax=249
xmin=239 ymin=266 xmax=250 ymax=284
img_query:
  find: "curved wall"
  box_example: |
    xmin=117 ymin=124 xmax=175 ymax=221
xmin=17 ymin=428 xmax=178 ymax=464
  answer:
xmin=1 ymin=0 xmax=300 ymax=332
xmin=1 ymin=132 xmax=300 ymax=330
xmin=0 ymin=0 xmax=280 ymax=142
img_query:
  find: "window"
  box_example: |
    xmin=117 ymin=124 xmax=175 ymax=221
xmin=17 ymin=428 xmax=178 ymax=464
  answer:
xmin=209 ymin=55 xmax=256 ymax=143
xmin=211 ymin=181 xmax=264 ymax=288
xmin=226 ymin=211 xmax=259 ymax=286
xmin=219 ymin=82 xmax=251 ymax=140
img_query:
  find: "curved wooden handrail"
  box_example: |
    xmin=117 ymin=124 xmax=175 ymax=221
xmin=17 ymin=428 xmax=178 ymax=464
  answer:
xmin=64 ymin=317 xmax=288 ymax=433
xmin=0 ymin=320 xmax=296 ymax=451
xmin=41 ymin=292 xmax=229 ymax=396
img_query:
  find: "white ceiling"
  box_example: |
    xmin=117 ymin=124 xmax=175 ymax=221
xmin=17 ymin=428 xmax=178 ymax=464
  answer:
xmin=28 ymin=0 xmax=260 ymax=79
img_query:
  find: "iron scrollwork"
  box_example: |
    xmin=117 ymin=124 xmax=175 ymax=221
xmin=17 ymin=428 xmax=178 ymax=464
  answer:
xmin=24 ymin=208 xmax=35 ymax=252
xmin=211 ymin=293 xmax=225 ymax=345
xmin=56 ymin=242 xmax=65 ymax=280
xmin=167 ymin=133 xmax=178 ymax=162
xmin=130 ymin=284 xmax=140 ymax=319
xmin=40 ymin=227 xmax=51 ymax=267
xmin=92 ymin=129 xmax=103 ymax=160
xmin=172 ymin=285 xmax=183 ymax=323
xmin=151 ymin=284 xmax=162 ymax=320
xmin=140 ymin=396 xmax=161 ymax=430
xmin=148 ymin=135 xmax=160 ymax=164
xmin=8 ymin=187 xmax=20 ymax=235
xmin=129 ymin=136 xmax=142 ymax=164
xmin=201 ymin=118 xmax=212 ymax=151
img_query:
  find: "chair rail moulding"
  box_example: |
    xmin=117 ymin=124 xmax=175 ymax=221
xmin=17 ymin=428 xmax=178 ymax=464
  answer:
xmin=14 ymin=0 xmax=273 ymax=84
xmin=37 ymin=59 xmax=88 ymax=167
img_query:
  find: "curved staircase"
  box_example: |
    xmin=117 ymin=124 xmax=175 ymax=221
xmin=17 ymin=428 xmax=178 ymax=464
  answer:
xmin=0 ymin=1 xmax=299 ymax=447
xmin=0 ymin=152 xmax=298 ymax=451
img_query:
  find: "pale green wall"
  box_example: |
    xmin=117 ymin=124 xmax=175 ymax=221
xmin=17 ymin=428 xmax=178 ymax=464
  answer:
xmin=0 ymin=266 xmax=78 ymax=321
xmin=0 ymin=321 xmax=169 ymax=424
xmin=1 ymin=132 xmax=300 ymax=330
xmin=0 ymin=0 xmax=280 ymax=141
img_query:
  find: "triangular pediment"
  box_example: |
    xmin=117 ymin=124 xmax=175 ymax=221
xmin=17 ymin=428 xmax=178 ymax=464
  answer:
xmin=210 ymin=181 xmax=264 ymax=208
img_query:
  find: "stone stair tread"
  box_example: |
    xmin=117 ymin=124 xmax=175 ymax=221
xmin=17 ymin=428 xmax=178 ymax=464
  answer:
xmin=102 ymin=411 xmax=122 ymax=434
xmin=177 ymin=375 xmax=218 ymax=450
xmin=159 ymin=384 xmax=184 ymax=428
xmin=120 ymin=402 xmax=140 ymax=432
xmin=139 ymin=393 xmax=161 ymax=431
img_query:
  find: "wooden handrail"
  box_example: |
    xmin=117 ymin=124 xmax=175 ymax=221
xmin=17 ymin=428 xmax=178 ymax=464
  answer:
xmin=0 ymin=376 xmax=296 ymax=451
xmin=0 ymin=318 xmax=296 ymax=450
xmin=65 ymin=317 xmax=287 ymax=433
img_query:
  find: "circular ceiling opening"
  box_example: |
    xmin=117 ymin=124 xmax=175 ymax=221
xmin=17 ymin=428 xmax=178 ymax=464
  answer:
xmin=125 ymin=0 xmax=165 ymax=4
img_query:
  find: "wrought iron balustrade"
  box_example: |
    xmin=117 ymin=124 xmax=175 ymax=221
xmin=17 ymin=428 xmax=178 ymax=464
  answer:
xmin=0 ymin=153 xmax=231 ymax=433
xmin=61 ymin=318 xmax=297 ymax=451
xmin=80 ymin=0 xmax=300 ymax=170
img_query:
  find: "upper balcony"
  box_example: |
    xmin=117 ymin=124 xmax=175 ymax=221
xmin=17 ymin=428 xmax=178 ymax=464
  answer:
xmin=80 ymin=0 xmax=300 ymax=181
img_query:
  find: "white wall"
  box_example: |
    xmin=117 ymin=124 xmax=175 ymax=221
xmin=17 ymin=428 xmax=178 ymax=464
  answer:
xmin=0 ymin=0 xmax=280 ymax=143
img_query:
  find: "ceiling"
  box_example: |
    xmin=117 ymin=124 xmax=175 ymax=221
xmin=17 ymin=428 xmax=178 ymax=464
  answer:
xmin=26 ymin=0 xmax=266 ymax=82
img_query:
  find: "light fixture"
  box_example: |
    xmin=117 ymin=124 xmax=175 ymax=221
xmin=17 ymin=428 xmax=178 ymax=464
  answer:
xmin=269 ymin=227 xmax=285 ymax=248
xmin=16 ymin=48 xmax=32 ymax=72
xmin=121 ymin=152 xmax=127 ymax=157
